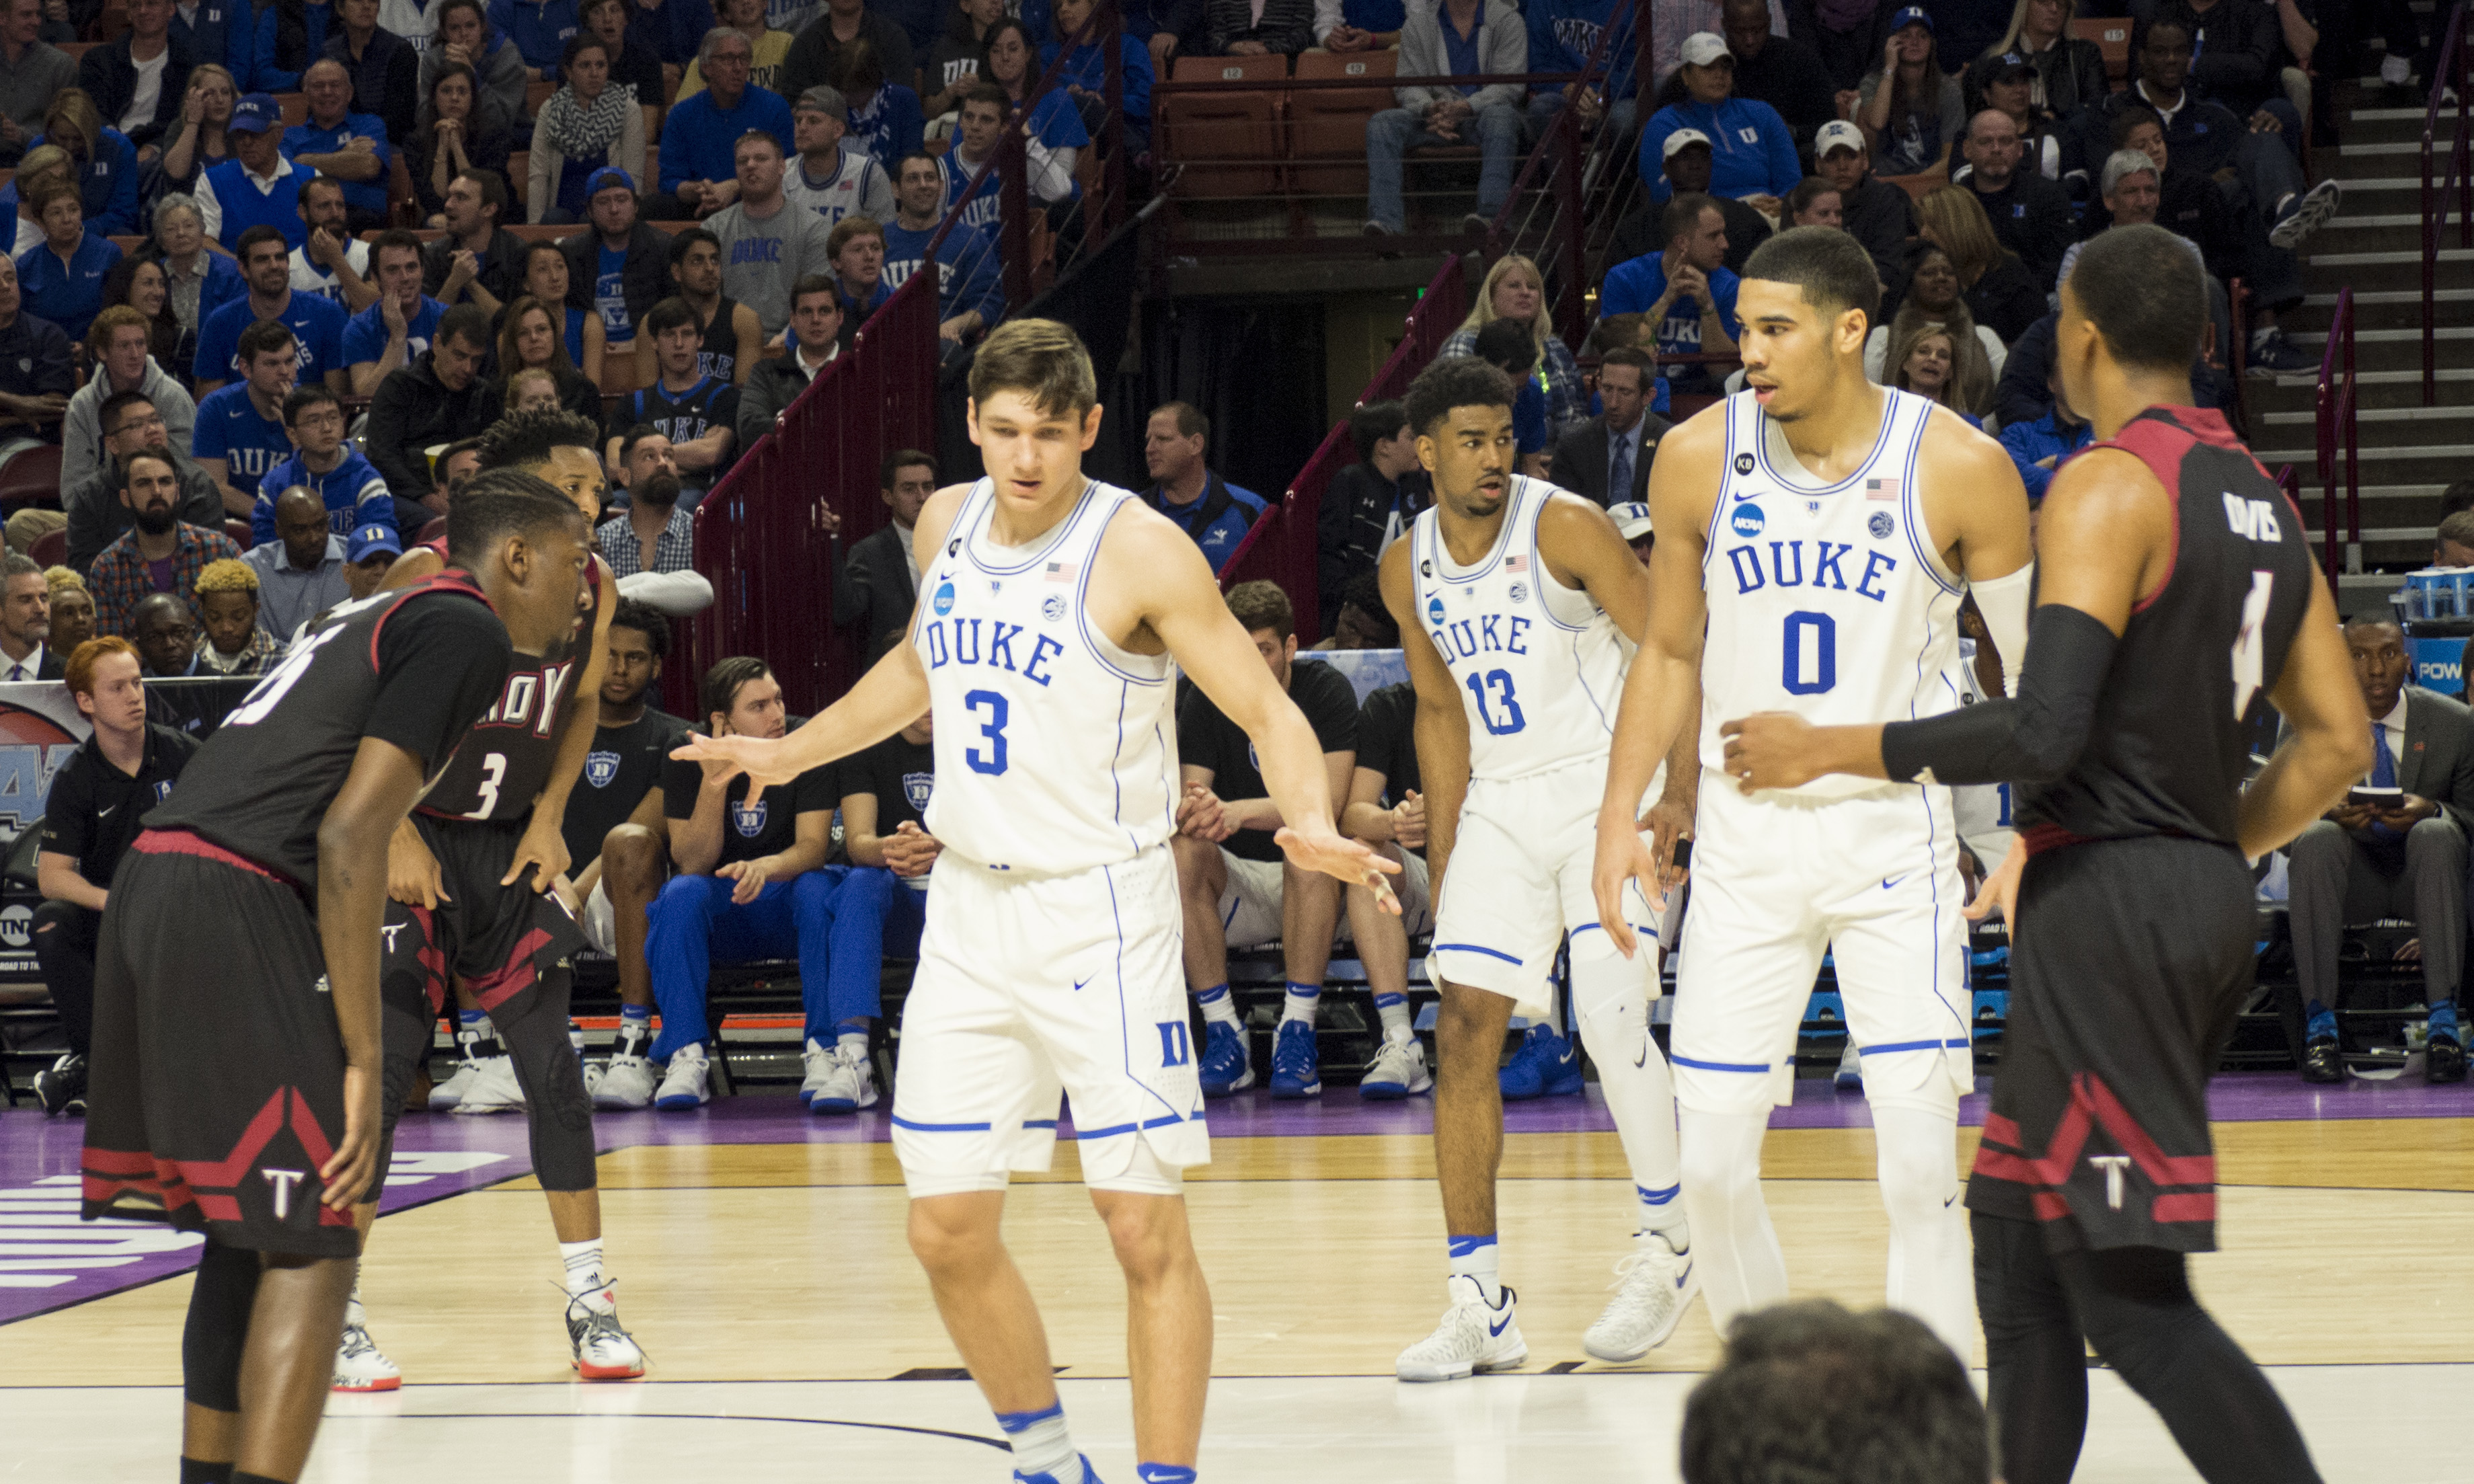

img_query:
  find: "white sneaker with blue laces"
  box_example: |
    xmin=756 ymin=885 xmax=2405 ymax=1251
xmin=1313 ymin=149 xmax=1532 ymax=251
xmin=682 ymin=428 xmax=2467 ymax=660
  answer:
xmin=1397 ymin=1276 xmax=1526 ymax=1381
xmin=1582 ymin=1237 xmax=1699 ymax=1362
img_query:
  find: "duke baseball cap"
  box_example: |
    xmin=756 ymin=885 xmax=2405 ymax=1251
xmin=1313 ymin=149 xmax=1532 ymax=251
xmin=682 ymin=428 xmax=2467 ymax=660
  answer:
xmin=1987 ymin=50 xmax=2036 ymax=80
xmin=585 ymin=166 xmax=635 ymax=199
xmin=1679 ymin=32 xmax=1730 ymax=67
xmin=348 ymin=523 xmax=403 ymax=562
xmin=1815 ymin=119 xmax=1867 ymax=157
xmin=1890 ymin=5 xmax=1933 ymax=32
xmin=229 ymin=93 xmax=281 ymax=134
xmin=1608 ymin=502 xmax=1654 ymax=540
xmin=1662 ymin=128 xmax=1714 ymax=160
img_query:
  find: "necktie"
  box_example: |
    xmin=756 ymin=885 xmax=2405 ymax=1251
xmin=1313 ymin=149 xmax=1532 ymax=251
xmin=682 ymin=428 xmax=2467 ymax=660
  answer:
xmin=2371 ymin=721 xmax=2399 ymax=839
xmin=6 ymin=662 xmax=21 ymax=681
xmin=1607 ymin=431 xmax=1633 ymax=504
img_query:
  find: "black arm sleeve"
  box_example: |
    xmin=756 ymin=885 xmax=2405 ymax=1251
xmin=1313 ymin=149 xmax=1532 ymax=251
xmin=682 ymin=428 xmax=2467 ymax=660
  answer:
xmin=1880 ymin=603 xmax=2119 ymax=787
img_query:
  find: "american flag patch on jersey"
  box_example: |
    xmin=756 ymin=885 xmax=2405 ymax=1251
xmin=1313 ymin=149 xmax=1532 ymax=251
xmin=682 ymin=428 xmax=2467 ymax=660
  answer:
xmin=1866 ymin=477 xmax=1900 ymax=502
xmin=1505 ymin=554 xmax=1529 ymax=572
xmin=1045 ymin=560 xmax=1077 ymax=582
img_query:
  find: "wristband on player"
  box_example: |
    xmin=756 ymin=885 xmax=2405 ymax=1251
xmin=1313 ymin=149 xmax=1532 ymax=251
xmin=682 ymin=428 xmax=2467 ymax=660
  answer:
xmin=1880 ymin=602 xmax=2119 ymax=788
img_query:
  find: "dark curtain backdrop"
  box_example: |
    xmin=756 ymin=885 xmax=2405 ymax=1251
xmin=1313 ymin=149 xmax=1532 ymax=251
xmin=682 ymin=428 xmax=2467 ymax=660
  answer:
xmin=1136 ymin=296 xmax=1329 ymax=504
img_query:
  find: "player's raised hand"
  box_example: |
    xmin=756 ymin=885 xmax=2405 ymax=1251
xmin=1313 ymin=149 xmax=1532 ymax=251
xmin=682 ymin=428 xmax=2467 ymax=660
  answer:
xmin=1592 ymin=804 xmax=1661 ymax=957
xmin=1719 ymin=713 xmax=1826 ymax=793
xmin=322 ymin=1063 xmax=383 ymax=1210
xmin=672 ymin=731 xmax=796 ymax=808
xmin=1275 ymin=824 xmax=1402 ymax=914
xmin=1964 ymin=837 xmax=2024 ymax=929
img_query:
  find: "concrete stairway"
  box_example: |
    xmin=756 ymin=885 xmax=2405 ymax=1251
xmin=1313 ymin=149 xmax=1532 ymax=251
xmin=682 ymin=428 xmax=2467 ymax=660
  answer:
xmin=2247 ymin=40 xmax=2473 ymax=613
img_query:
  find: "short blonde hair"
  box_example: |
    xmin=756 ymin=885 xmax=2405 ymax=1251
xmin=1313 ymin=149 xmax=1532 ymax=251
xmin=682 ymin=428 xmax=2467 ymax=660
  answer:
xmin=194 ymin=557 xmax=261 ymax=596
xmin=43 ymin=566 xmax=86 ymax=594
xmin=968 ymin=317 xmax=1097 ymax=420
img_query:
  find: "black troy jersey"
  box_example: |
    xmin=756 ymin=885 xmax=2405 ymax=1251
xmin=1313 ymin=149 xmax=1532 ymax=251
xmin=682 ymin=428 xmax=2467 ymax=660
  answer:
xmin=2018 ymin=405 xmax=2314 ymax=850
xmin=146 ymin=574 xmax=514 ymax=886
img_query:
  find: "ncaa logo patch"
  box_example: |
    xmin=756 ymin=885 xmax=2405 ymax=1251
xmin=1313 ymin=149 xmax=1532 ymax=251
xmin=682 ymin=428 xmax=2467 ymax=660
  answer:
xmin=904 ymin=772 xmax=934 ymax=812
xmin=1733 ymin=453 xmax=1755 ymax=475
xmin=1868 ymin=510 xmax=1894 ymax=540
xmin=932 ymin=580 xmax=956 ymax=617
xmin=1042 ymin=594 xmax=1067 ymax=622
xmin=584 ymin=750 xmax=621 ymax=788
xmin=732 ymin=799 xmax=769 ymax=837
xmin=1427 ymin=595 xmax=1446 ymax=625
xmin=1730 ymin=503 xmax=1765 ymax=539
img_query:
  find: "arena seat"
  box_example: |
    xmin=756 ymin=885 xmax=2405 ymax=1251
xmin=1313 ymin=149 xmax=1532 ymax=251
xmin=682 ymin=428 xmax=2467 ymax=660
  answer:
xmin=274 ymin=92 xmax=308 ymax=126
xmin=0 ymin=445 xmax=60 ymax=511
xmin=1159 ymin=53 xmax=1287 ymax=200
xmin=1289 ymin=50 xmax=1395 ymax=199
xmin=527 ymin=79 xmax=558 ymax=114
xmin=508 ymin=150 xmax=531 ymax=196
xmin=58 ymin=40 xmax=96 ymax=62
xmin=508 ymin=223 xmax=576 ymax=244
xmin=1881 ymin=169 xmax=1942 ymax=203
xmin=95 ymin=1 xmax=128 ymax=40
xmin=223 ymin=518 xmax=252 ymax=547
xmin=28 ymin=529 xmax=63 ymax=568
xmin=2071 ymin=17 xmax=2132 ymax=87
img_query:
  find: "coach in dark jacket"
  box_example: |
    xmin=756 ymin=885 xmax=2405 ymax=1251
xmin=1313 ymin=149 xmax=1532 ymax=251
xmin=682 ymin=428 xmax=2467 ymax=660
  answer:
xmin=2280 ymin=619 xmax=2474 ymax=1085
xmin=77 ymin=24 xmax=195 ymax=154
xmin=1548 ymin=347 xmax=1664 ymax=508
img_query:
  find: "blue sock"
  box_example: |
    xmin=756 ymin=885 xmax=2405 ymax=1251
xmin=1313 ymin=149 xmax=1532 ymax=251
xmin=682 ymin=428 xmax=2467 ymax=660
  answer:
xmin=2432 ymin=999 xmax=2460 ymax=1044
xmin=2306 ymin=999 xmax=2338 ymax=1042
xmin=1195 ymin=982 xmax=1239 ymax=1027
xmin=619 ymin=1004 xmax=650 ymax=1023
xmin=1280 ymin=980 xmax=1321 ymax=1026
xmin=1137 ymin=1467 xmax=1198 ymax=1484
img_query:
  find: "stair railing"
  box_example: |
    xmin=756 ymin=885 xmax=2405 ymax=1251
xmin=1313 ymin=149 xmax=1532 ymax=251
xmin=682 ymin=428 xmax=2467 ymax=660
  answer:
xmin=2422 ymin=0 xmax=2471 ymax=405
xmin=2315 ymin=285 xmax=2360 ymax=585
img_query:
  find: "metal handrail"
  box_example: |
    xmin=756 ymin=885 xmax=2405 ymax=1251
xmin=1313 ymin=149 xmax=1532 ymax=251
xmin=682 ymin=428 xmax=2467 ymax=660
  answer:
xmin=2315 ymin=285 xmax=2359 ymax=586
xmin=2422 ymin=1 xmax=2471 ymax=405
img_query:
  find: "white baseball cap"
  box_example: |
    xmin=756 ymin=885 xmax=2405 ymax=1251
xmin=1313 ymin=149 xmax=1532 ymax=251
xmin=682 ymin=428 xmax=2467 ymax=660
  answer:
xmin=1609 ymin=502 xmax=1654 ymax=540
xmin=1680 ymin=32 xmax=1730 ymax=67
xmin=1815 ymin=119 xmax=1866 ymax=157
xmin=1662 ymin=127 xmax=1713 ymax=161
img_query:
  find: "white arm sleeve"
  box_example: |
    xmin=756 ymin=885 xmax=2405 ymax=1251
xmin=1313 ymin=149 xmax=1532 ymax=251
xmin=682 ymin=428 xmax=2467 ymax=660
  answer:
xmin=1971 ymin=562 xmax=2035 ymax=698
xmin=615 ymin=569 xmax=716 ymax=617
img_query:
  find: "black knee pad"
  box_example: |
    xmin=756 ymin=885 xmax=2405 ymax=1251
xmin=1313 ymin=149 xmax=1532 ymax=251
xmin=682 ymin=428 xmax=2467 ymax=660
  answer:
xmin=181 ymin=1242 xmax=261 ymax=1413
xmin=498 ymin=968 xmax=597 ymax=1192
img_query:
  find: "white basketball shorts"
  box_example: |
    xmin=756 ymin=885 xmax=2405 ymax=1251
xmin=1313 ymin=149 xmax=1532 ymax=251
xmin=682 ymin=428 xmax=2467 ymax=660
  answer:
xmin=580 ymin=878 xmax=616 ymax=958
xmin=1671 ymin=769 xmax=1972 ymax=1119
xmin=892 ymin=846 xmax=1210 ymax=1198
xmin=1429 ymin=758 xmax=1660 ymax=1021
xmin=1216 ymin=848 xmax=1286 ymax=949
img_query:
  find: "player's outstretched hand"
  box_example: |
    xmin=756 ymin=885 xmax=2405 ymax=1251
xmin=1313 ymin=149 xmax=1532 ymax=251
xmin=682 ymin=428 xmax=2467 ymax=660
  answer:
xmin=671 ymin=732 xmax=793 ymax=808
xmin=502 ymin=814 xmax=573 ymax=895
xmin=1719 ymin=713 xmax=1824 ymax=793
xmin=1965 ymin=838 xmax=2025 ymax=930
xmin=1592 ymin=806 xmax=1660 ymax=958
xmin=1276 ymin=824 xmax=1402 ymax=914
xmin=322 ymin=1063 xmax=382 ymax=1210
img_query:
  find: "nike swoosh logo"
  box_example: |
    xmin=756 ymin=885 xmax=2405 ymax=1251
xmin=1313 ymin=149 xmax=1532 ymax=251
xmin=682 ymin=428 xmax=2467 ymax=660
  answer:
xmin=1072 ymin=978 xmax=1089 ymax=992
xmin=96 ymin=806 xmax=116 ymax=818
xmin=1881 ymin=875 xmax=1906 ymax=890
xmin=1487 ymin=1310 xmax=1514 ymax=1337
xmin=1675 ymin=1260 xmax=1693 ymax=1289
xmin=1945 ymin=1191 xmax=1960 ymax=1208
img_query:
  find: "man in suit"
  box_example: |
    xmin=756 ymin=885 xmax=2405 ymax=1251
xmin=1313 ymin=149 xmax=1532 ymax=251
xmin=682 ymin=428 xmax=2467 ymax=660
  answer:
xmin=1547 ymin=346 xmax=1665 ymax=508
xmin=2284 ymin=614 xmax=2474 ymax=1085
xmin=829 ymin=446 xmax=932 ymax=654
xmin=0 ymin=553 xmax=59 ymax=679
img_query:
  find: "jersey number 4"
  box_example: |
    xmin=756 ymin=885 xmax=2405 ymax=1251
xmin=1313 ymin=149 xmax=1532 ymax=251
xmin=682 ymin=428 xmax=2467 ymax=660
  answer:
xmin=1464 ymin=669 xmax=1526 ymax=735
xmin=2232 ymin=570 xmax=2275 ymax=718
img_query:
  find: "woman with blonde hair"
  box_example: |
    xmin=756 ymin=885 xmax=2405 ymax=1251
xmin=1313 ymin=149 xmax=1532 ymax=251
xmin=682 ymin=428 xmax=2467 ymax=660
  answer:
xmin=159 ymin=64 xmax=241 ymax=199
xmin=0 ymin=145 xmax=72 ymax=256
xmin=1884 ymin=322 xmax=1990 ymax=423
xmin=1439 ymin=253 xmax=1587 ymax=438
xmin=1915 ymin=185 xmax=2044 ymax=344
xmin=1964 ymin=0 xmax=2105 ymax=117
xmin=30 ymin=91 xmax=142 ymax=237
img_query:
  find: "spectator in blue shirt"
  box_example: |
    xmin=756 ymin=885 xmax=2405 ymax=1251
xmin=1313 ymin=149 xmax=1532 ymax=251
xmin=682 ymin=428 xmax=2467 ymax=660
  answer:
xmin=1317 ymin=0 xmax=1405 ymax=50
xmin=170 ymin=0 xmax=268 ymax=91
xmin=1040 ymin=0 xmax=1152 ymax=154
xmin=1139 ymin=401 xmax=1265 ymax=574
xmin=32 ymin=91 xmax=143 ymax=238
xmin=342 ymin=231 xmax=447 ymax=395
xmin=835 ymin=36 xmax=922 ymax=171
xmin=1637 ymin=31 xmax=1797 ymax=212
xmin=882 ymin=150 xmax=1001 ymax=358
xmin=1997 ymin=362 xmax=2092 ymax=504
xmin=194 ymin=224 xmax=352 ymax=395
xmin=192 ymin=318 xmax=303 ymax=515
xmin=195 ymin=93 xmax=310 ymax=253
xmin=252 ymin=383 xmax=398 ymax=540
xmin=653 ymin=28 xmax=796 ymax=217
xmin=1598 ymin=192 xmax=1740 ymax=395
xmin=14 ymin=186 xmax=123 ymax=344
xmin=489 ymin=0 xmax=582 ymax=75
xmin=283 ymin=58 xmax=393 ymax=230
xmin=1522 ymin=0 xmax=1637 ymax=147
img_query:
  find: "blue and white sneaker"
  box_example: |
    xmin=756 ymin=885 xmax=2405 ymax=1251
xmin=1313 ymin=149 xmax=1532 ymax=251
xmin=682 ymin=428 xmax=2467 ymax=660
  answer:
xmin=1270 ymin=1019 xmax=1323 ymax=1098
xmin=1198 ymin=1020 xmax=1255 ymax=1096
xmin=1359 ymin=1036 xmax=1432 ymax=1099
xmin=1498 ymin=1024 xmax=1583 ymax=1100
xmin=1013 ymin=1454 xmax=1103 ymax=1483
xmin=1834 ymin=1040 xmax=1863 ymax=1091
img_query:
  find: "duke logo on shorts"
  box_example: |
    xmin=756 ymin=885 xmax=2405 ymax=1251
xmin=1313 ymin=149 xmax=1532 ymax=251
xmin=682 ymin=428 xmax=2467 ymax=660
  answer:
xmin=1671 ymin=388 xmax=1973 ymax=1118
xmin=897 ymin=477 xmax=1206 ymax=1198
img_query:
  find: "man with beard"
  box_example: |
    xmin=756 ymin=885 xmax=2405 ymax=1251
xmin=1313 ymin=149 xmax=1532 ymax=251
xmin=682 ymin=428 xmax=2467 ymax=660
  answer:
xmin=88 ymin=451 xmax=245 ymax=636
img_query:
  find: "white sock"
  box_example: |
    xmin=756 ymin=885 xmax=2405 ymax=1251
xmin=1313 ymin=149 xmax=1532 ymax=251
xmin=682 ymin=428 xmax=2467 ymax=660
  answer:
xmin=1678 ymin=1106 xmax=1789 ymax=1337
xmin=346 ymin=1267 xmax=366 ymax=1322
xmin=1280 ymin=980 xmax=1321 ymax=1026
xmin=1570 ymin=951 xmax=1687 ymax=1247
xmin=1446 ymin=1233 xmax=1503 ymax=1306
xmin=559 ymin=1239 xmax=607 ymax=1298
xmin=836 ymin=1030 xmax=869 ymax=1056
xmin=1871 ymin=1103 xmax=1975 ymax=1360
xmin=1373 ymin=991 xmax=1414 ymax=1043
xmin=1194 ymin=984 xmax=1241 ymax=1027
xmin=996 ymin=1401 xmax=1080 ymax=1481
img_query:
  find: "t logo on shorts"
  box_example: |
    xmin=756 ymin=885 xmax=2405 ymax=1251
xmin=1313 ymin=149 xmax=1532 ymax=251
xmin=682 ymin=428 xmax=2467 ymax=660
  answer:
xmin=733 ymin=799 xmax=769 ymax=837
xmin=2089 ymin=1153 xmax=2132 ymax=1209
xmin=262 ymin=1167 xmax=306 ymax=1220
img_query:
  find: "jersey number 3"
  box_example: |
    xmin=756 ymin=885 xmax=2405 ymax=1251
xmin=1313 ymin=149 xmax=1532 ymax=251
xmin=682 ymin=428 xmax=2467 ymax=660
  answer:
xmin=1465 ymin=669 xmax=1526 ymax=735
xmin=964 ymin=689 xmax=1009 ymax=775
xmin=2231 ymin=570 xmax=2274 ymax=718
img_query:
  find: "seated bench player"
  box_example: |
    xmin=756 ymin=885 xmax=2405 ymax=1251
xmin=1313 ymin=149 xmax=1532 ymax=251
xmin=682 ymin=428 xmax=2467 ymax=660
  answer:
xmin=811 ymin=691 xmax=936 ymax=1115
xmin=646 ymin=655 xmax=844 ymax=1107
xmin=1339 ymin=677 xmax=1435 ymax=1100
xmin=1173 ymin=579 xmax=1360 ymax=1097
xmin=557 ymin=599 xmax=691 ymax=1109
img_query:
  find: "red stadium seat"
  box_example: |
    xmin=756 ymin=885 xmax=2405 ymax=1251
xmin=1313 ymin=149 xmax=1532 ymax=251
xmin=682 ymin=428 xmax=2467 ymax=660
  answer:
xmin=1159 ymin=54 xmax=1288 ymax=200
xmin=0 ymin=445 xmax=61 ymax=510
xmin=28 ymin=529 xmax=63 ymax=568
xmin=1289 ymin=50 xmax=1395 ymax=200
xmin=2072 ymin=17 xmax=2132 ymax=87
xmin=223 ymin=519 xmax=252 ymax=548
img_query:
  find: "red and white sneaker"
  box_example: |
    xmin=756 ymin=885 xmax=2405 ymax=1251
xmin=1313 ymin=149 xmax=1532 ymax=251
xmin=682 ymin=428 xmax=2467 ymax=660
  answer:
xmin=333 ymin=1296 xmax=402 ymax=1393
xmin=566 ymin=1280 xmax=648 ymax=1380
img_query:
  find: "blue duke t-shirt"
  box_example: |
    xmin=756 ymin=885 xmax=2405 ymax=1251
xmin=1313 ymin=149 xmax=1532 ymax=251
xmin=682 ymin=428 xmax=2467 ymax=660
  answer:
xmin=196 ymin=290 xmax=348 ymax=383
xmin=340 ymin=295 xmax=444 ymax=368
xmin=596 ymin=246 xmax=631 ymax=341
xmin=192 ymin=383 xmax=295 ymax=487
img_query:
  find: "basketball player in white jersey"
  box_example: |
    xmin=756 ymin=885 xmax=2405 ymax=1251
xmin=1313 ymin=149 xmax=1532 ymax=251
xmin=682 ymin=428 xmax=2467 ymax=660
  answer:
xmin=677 ymin=319 xmax=1397 ymax=1484
xmin=1383 ymin=354 xmax=1704 ymax=1380
xmin=1591 ymin=227 xmax=2034 ymax=1361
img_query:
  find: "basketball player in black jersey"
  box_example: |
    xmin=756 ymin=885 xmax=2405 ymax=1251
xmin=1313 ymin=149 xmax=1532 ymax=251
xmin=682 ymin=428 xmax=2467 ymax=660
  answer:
xmin=1722 ymin=225 xmax=2366 ymax=1482
xmin=79 ymin=490 xmax=590 ymax=1484
xmin=356 ymin=413 xmax=641 ymax=1382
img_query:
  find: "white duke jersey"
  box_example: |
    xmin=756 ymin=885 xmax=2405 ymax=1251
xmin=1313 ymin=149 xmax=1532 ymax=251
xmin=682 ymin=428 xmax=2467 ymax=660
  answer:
xmin=914 ymin=478 xmax=1177 ymax=876
xmin=1409 ymin=475 xmax=1630 ymax=783
xmin=1701 ymin=387 xmax=1968 ymax=800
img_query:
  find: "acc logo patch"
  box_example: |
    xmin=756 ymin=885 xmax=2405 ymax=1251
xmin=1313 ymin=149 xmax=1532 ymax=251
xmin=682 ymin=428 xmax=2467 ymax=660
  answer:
xmin=732 ymin=799 xmax=769 ymax=837
xmin=1041 ymin=594 xmax=1067 ymax=622
xmin=1508 ymin=582 xmax=1527 ymax=602
xmin=1734 ymin=453 xmax=1755 ymax=475
xmin=1868 ymin=510 xmax=1894 ymax=540
xmin=932 ymin=580 xmax=956 ymax=617
xmin=1730 ymin=503 xmax=1765 ymax=539
xmin=584 ymin=750 xmax=621 ymax=788
xmin=903 ymin=772 xmax=934 ymax=812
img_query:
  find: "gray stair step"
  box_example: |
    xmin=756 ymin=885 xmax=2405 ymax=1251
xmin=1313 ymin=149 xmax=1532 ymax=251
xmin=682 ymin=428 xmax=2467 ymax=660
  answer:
xmin=2292 ymin=325 xmax=2474 ymax=345
xmin=2308 ymin=526 xmax=2450 ymax=543
xmin=2262 ymin=403 xmax=2474 ymax=424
